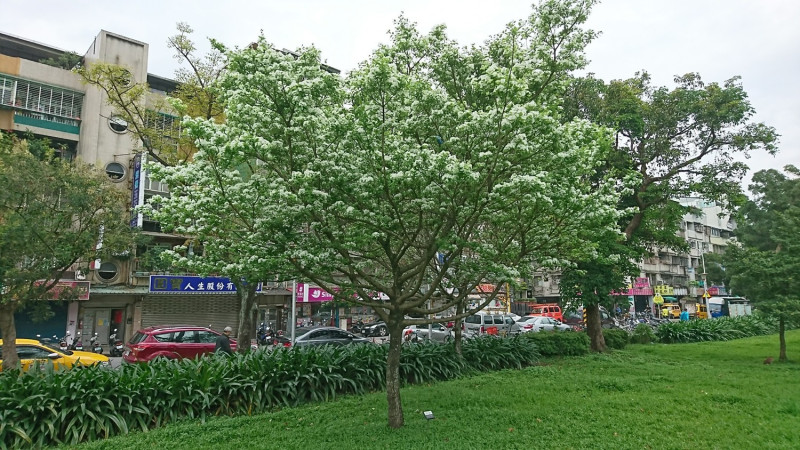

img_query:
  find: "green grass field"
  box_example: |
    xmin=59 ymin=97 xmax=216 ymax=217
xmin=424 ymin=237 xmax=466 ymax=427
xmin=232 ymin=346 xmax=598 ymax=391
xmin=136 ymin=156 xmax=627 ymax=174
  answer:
xmin=71 ymin=330 xmax=800 ymax=449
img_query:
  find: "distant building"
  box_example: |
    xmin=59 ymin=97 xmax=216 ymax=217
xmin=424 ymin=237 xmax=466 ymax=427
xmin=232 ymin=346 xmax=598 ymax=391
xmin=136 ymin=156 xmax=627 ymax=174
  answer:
xmin=514 ymin=197 xmax=734 ymax=313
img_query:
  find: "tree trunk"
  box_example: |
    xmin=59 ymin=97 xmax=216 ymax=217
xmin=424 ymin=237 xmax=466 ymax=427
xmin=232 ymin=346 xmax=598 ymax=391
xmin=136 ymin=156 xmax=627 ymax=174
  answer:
xmin=385 ymin=316 xmax=405 ymax=428
xmin=453 ymin=302 xmax=464 ymax=356
xmin=235 ymin=282 xmax=259 ymax=354
xmin=778 ymin=317 xmax=787 ymax=362
xmin=0 ymin=303 xmax=19 ymax=370
xmin=586 ymin=303 xmax=607 ymax=353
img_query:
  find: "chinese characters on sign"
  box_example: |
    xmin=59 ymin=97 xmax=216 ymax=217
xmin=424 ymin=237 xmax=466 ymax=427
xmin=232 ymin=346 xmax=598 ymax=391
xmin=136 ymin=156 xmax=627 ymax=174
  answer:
xmin=149 ymin=276 xmax=262 ymax=293
xmin=34 ymin=280 xmax=91 ymax=300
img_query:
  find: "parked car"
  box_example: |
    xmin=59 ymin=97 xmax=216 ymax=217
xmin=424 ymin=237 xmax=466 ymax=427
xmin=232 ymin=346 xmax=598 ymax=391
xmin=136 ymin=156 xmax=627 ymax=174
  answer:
xmin=562 ymin=307 xmax=619 ymax=330
xmin=522 ymin=316 xmax=572 ymax=332
xmin=292 ymin=327 xmax=373 ymax=347
xmin=0 ymin=338 xmax=109 ymax=371
xmin=463 ymin=313 xmax=521 ymax=336
xmin=361 ymin=321 xmax=389 ymax=337
xmin=403 ymin=323 xmax=455 ymax=343
xmin=526 ymin=303 xmax=564 ymax=322
xmin=122 ymin=325 xmax=238 ymax=363
xmin=515 ymin=316 xmax=541 ymax=333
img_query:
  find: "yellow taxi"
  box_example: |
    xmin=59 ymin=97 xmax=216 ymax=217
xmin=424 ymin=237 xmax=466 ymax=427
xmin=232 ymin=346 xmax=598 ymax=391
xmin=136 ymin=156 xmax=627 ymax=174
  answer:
xmin=0 ymin=338 xmax=110 ymax=372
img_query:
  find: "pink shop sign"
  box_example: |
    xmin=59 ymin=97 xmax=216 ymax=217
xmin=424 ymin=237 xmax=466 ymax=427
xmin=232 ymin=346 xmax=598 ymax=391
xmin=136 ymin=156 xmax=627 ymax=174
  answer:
xmin=295 ymin=283 xmax=335 ymax=302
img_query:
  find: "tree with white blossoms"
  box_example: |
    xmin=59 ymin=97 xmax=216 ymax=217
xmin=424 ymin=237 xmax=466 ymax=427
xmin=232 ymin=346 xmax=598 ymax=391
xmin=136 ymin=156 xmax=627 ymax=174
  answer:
xmin=150 ymin=0 xmax=624 ymax=428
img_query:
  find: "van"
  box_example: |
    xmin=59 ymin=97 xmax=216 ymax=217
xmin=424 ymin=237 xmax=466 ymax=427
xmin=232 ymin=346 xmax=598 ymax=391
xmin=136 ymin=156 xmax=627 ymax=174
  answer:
xmin=464 ymin=313 xmax=521 ymax=336
xmin=527 ymin=303 xmax=563 ymax=322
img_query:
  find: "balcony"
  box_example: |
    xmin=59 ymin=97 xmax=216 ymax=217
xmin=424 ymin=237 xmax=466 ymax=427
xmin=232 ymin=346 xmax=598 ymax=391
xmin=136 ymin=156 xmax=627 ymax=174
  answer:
xmin=1 ymin=74 xmax=83 ymax=135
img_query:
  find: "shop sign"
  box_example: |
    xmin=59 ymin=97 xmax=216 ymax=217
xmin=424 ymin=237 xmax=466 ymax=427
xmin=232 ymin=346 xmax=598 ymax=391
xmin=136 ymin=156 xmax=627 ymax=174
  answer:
xmin=295 ymin=283 xmax=335 ymax=302
xmin=653 ymin=285 xmax=675 ymax=295
xmin=34 ymin=280 xmax=91 ymax=300
xmin=149 ymin=275 xmax=262 ymax=294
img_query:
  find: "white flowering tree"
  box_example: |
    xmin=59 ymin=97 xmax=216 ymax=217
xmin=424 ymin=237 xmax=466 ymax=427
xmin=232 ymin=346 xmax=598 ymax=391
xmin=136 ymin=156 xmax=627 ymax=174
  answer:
xmin=151 ymin=0 xmax=623 ymax=428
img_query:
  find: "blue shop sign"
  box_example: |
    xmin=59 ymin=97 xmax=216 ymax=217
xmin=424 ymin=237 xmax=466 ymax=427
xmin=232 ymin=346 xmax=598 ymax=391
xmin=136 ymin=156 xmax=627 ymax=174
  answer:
xmin=149 ymin=275 xmax=262 ymax=294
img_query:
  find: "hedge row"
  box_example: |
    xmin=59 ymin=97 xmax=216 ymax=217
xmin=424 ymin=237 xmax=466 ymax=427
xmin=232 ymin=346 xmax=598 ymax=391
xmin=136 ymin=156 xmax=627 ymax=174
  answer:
xmin=655 ymin=315 xmax=778 ymax=344
xmin=0 ymin=334 xmax=546 ymax=448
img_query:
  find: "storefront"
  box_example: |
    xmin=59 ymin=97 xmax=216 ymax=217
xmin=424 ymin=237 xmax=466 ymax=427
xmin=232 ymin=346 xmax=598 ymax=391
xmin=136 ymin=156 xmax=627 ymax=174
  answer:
xmin=144 ymin=275 xmax=291 ymax=336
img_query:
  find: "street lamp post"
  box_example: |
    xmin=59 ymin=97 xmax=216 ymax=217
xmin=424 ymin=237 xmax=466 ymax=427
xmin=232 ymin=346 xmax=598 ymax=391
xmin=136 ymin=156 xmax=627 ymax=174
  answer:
xmin=701 ymin=253 xmax=709 ymax=318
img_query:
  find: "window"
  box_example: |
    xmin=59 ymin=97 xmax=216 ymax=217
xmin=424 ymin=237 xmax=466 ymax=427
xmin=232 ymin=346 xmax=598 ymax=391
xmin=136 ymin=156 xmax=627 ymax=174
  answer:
xmin=97 ymin=262 xmax=119 ymax=281
xmin=153 ymin=333 xmax=173 ymax=343
xmin=711 ymin=228 xmax=721 ymax=237
xmin=493 ymin=316 xmax=504 ymax=325
xmin=144 ymin=172 xmax=169 ymax=193
xmin=0 ymin=76 xmax=15 ymax=105
xmin=128 ymin=332 xmax=146 ymax=345
xmin=105 ymin=162 xmax=126 ymax=181
xmin=0 ymin=74 xmax=84 ymax=119
xmin=17 ymin=346 xmax=53 ymax=359
xmin=108 ymin=115 xmax=128 ymax=133
xmin=197 ymin=331 xmax=218 ymax=344
xmin=465 ymin=315 xmax=481 ymax=324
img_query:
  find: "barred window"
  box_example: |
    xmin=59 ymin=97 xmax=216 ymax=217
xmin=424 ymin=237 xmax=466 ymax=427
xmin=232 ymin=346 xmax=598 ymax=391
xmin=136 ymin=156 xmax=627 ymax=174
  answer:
xmin=0 ymin=74 xmax=83 ymax=119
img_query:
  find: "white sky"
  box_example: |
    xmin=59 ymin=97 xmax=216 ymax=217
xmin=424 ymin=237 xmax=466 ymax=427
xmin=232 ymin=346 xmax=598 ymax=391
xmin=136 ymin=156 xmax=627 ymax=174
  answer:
xmin=2 ymin=0 xmax=798 ymax=188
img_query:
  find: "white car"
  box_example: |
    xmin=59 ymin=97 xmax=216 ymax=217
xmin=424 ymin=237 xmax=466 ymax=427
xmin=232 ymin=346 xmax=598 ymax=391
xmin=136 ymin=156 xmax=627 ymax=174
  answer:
xmin=518 ymin=316 xmax=572 ymax=333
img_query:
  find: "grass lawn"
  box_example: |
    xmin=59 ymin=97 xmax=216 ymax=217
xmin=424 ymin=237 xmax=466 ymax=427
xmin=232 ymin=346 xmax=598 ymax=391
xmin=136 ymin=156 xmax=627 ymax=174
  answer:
xmin=71 ymin=330 xmax=800 ymax=450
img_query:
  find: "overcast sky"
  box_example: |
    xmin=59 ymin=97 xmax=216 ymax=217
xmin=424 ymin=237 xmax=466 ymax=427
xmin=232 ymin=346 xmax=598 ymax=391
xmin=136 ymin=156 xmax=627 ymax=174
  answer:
xmin=2 ymin=0 xmax=797 ymax=188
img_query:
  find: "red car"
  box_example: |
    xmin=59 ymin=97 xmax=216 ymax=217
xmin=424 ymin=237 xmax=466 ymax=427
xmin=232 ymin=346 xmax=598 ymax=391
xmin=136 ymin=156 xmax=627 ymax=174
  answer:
xmin=122 ymin=325 xmax=237 ymax=363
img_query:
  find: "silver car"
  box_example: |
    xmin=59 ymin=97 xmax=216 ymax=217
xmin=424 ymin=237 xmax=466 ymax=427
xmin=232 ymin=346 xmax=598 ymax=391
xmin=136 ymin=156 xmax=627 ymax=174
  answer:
xmin=402 ymin=323 xmax=455 ymax=343
xmin=521 ymin=316 xmax=572 ymax=332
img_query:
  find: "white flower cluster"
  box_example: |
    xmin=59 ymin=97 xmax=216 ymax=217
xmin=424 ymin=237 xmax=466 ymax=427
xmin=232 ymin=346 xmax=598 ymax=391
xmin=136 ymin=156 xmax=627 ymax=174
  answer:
xmin=149 ymin=1 xmax=622 ymax=299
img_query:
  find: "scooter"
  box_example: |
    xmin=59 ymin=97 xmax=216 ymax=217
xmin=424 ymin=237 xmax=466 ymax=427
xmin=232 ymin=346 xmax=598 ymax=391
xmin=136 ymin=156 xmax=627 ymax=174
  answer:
xmin=109 ymin=328 xmax=124 ymax=357
xmin=350 ymin=319 xmax=365 ymax=335
xmin=71 ymin=332 xmax=84 ymax=351
xmin=257 ymin=322 xmax=276 ymax=346
xmin=89 ymin=333 xmax=103 ymax=354
xmin=59 ymin=332 xmax=70 ymax=351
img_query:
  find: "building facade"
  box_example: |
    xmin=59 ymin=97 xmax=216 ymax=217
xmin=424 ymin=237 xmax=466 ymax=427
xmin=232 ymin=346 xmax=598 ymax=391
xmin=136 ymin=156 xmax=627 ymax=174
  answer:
xmin=516 ymin=197 xmax=735 ymax=312
xmin=1 ymin=30 xmax=293 ymax=347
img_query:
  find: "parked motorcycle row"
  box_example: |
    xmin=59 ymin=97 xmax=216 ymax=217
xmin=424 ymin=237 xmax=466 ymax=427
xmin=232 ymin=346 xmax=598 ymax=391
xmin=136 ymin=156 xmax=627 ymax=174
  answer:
xmin=36 ymin=329 xmax=120 ymax=356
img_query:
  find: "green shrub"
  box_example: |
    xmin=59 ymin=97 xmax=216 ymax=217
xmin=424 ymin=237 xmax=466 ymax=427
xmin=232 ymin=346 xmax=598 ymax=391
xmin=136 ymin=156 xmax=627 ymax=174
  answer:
xmin=630 ymin=323 xmax=657 ymax=344
xmin=0 ymin=335 xmax=540 ymax=448
xmin=656 ymin=315 xmax=777 ymax=344
xmin=520 ymin=331 xmax=590 ymax=356
xmin=602 ymin=328 xmax=630 ymax=349
xmin=460 ymin=335 xmax=539 ymax=371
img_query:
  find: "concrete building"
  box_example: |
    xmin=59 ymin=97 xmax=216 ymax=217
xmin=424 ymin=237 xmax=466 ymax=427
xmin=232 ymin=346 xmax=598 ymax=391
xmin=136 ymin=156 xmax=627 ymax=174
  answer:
xmin=515 ymin=197 xmax=735 ymax=313
xmin=1 ymin=30 xmax=292 ymax=347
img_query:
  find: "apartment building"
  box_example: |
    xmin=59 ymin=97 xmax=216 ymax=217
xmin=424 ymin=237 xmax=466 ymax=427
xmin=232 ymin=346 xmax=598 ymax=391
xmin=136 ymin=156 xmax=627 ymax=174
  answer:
xmin=1 ymin=30 xmax=292 ymax=346
xmin=516 ymin=197 xmax=734 ymax=312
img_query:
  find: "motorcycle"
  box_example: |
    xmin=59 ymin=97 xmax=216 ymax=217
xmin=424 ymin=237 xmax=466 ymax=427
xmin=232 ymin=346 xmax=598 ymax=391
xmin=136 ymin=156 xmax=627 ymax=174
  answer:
xmin=69 ymin=331 xmax=84 ymax=351
xmin=72 ymin=331 xmax=83 ymax=352
xmin=59 ymin=332 xmax=70 ymax=351
xmin=257 ymin=322 xmax=274 ymax=346
xmin=89 ymin=333 xmax=103 ymax=354
xmin=109 ymin=328 xmax=124 ymax=357
xmin=350 ymin=319 xmax=365 ymax=335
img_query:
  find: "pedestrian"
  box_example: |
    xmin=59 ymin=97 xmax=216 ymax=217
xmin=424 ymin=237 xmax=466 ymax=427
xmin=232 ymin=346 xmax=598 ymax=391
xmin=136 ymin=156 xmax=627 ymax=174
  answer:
xmin=661 ymin=306 xmax=669 ymax=320
xmin=680 ymin=309 xmax=690 ymax=322
xmin=215 ymin=326 xmax=233 ymax=355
